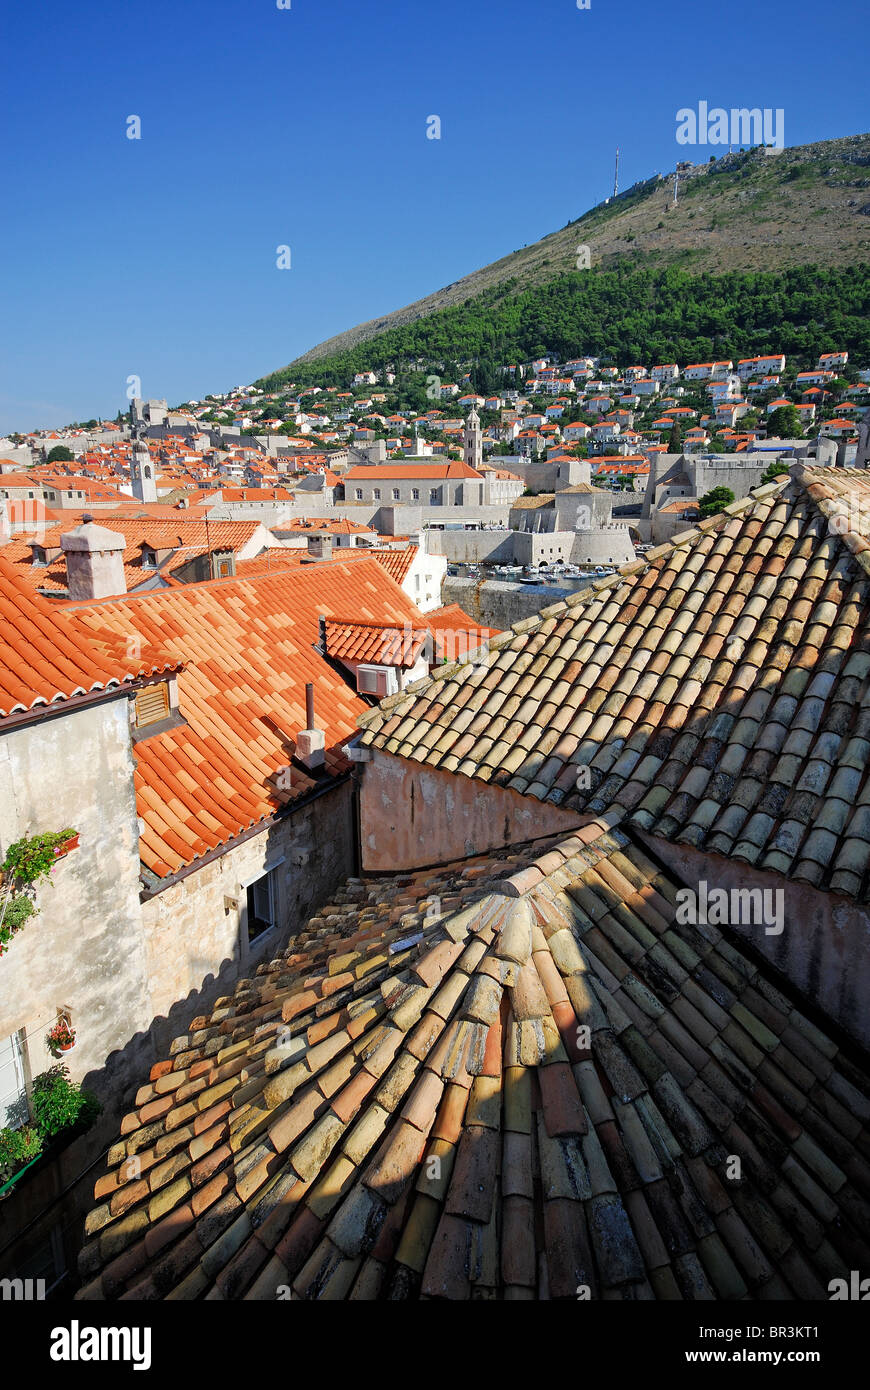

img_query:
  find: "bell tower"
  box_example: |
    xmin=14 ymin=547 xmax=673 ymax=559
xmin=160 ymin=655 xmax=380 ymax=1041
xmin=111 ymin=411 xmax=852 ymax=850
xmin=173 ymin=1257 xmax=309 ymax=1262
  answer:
xmin=130 ymin=437 xmax=157 ymax=502
xmin=463 ymin=405 xmax=483 ymax=471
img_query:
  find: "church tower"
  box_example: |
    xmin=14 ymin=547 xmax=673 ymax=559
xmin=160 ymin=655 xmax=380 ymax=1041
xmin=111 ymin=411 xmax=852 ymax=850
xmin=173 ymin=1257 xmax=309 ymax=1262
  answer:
xmin=463 ymin=404 xmax=483 ymax=471
xmin=130 ymin=438 xmax=157 ymax=502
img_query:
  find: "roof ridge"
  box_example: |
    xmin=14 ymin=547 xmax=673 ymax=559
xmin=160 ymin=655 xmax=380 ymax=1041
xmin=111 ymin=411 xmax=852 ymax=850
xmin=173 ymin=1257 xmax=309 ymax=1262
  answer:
xmin=358 ymin=482 xmax=787 ymax=727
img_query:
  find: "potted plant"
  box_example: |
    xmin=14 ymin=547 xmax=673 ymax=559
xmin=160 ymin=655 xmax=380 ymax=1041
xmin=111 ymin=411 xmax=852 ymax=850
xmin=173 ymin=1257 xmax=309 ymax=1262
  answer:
xmin=0 ymin=1125 xmax=43 ymax=1192
xmin=0 ymin=826 xmax=78 ymax=959
xmin=53 ymin=831 xmax=80 ymax=859
xmin=46 ymin=1018 xmax=76 ymax=1056
xmin=3 ymin=828 xmax=78 ymax=883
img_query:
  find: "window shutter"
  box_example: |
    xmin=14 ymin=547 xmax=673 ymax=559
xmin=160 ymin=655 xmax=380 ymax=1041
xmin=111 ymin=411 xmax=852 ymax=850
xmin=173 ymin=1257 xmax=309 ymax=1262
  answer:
xmin=0 ymin=1030 xmax=28 ymax=1129
xmin=135 ymin=683 xmax=170 ymax=727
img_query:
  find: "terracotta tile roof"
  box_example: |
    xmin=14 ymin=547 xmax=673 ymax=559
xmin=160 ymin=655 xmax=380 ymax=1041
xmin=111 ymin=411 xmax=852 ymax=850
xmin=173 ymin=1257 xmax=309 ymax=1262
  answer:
xmin=217 ymin=487 xmax=296 ymax=502
xmin=75 ymin=826 xmax=870 ymax=1301
xmin=2 ymin=519 xmax=268 ymax=597
xmin=0 ymin=472 xmax=42 ymax=489
xmin=659 ymin=499 xmax=700 ymax=515
xmin=511 ymin=494 xmax=554 ymax=509
xmin=425 ymin=604 xmax=500 ymax=663
xmin=279 ymin=545 xmax=419 ymax=587
xmin=343 ymin=546 xmax=417 ymax=585
xmin=43 ymin=476 xmax=128 ymax=501
xmin=233 ymin=549 xmax=305 ymax=578
xmin=324 ymin=619 xmax=429 ymax=668
xmin=0 ymin=553 xmax=174 ymax=719
xmin=279 ymin=518 xmax=375 ymax=535
xmin=360 ymin=469 xmax=870 ymax=905
xmin=69 ymin=562 xmax=428 ymax=878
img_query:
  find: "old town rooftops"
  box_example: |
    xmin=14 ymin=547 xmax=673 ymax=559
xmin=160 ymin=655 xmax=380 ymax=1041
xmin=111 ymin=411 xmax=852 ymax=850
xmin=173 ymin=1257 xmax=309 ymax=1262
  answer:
xmin=359 ymin=468 xmax=870 ymax=905
xmin=75 ymin=824 xmax=870 ymax=1301
xmin=0 ymin=551 xmax=177 ymax=719
xmin=68 ymin=561 xmax=428 ymax=878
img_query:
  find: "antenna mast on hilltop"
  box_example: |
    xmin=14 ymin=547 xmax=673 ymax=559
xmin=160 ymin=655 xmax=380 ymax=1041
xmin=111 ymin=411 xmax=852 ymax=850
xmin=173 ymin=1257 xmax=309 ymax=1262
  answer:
xmin=613 ymin=147 xmax=620 ymax=199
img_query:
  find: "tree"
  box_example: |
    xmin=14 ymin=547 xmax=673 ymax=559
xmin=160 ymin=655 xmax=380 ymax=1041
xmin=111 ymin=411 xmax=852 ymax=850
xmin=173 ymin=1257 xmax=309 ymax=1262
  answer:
xmin=766 ymin=405 xmax=803 ymax=439
xmin=668 ymin=421 xmax=683 ymax=452
xmin=46 ymin=445 xmax=74 ymax=463
xmin=698 ymin=485 xmax=735 ymax=518
xmin=760 ymin=459 xmax=791 ymax=485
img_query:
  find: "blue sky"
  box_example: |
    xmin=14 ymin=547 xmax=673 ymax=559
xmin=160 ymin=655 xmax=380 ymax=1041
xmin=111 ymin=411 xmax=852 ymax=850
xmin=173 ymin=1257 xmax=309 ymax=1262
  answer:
xmin=0 ymin=0 xmax=865 ymax=434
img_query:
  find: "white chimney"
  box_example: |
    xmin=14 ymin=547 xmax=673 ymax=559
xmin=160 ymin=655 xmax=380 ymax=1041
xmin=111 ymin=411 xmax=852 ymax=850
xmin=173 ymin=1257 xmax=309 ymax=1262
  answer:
xmin=60 ymin=516 xmax=127 ymax=600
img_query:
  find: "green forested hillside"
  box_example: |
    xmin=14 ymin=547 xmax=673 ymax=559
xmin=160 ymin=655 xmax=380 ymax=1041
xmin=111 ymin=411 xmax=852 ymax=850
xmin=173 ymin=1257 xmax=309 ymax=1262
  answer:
xmin=256 ymin=262 xmax=870 ymax=391
xmin=256 ymin=134 xmax=870 ymax=386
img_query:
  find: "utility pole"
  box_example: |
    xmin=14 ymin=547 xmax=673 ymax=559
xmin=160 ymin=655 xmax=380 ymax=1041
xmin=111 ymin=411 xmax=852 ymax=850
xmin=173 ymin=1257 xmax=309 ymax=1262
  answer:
xmin=672 ymin=168 xmax=679 ymax=205
xmin=613 ymin=146 xmax=620 ymax=199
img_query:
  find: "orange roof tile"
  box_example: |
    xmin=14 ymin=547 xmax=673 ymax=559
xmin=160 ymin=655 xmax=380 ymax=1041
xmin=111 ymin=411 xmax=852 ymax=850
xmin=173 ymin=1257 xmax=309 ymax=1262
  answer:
xmin=0 ymin=552 xmax=175 ymax=719
xmin=324 ymin=618 xmax=428 ymax=668
xmin=69 ymin=561 xmax=428 ymax=878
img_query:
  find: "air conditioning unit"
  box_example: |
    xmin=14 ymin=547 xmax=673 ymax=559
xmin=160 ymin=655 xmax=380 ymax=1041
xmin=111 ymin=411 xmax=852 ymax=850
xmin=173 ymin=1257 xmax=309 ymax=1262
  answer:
xmin=357 ymin=664 xmax=398 ymax=698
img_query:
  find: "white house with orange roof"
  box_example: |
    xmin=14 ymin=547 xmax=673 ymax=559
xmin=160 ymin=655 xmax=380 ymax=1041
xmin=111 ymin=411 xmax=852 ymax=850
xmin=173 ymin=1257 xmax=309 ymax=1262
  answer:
xmin=820 ymin=418 xmax=857 ymax=439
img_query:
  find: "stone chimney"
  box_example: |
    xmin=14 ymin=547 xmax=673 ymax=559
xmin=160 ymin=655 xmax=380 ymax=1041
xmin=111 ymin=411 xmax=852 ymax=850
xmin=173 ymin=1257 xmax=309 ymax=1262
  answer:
xmin=306 ymin=534 xmax=333 ymax=562
xmin=60 ymin=516 xmax=127 ymax=600
xmin=209 ymin=548 xmax=236 ymax=580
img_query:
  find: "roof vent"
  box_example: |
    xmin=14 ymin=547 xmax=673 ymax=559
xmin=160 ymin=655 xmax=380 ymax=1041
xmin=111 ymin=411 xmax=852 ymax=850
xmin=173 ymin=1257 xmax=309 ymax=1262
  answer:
xmin=297 ymin=681 xmax=325 ymax=769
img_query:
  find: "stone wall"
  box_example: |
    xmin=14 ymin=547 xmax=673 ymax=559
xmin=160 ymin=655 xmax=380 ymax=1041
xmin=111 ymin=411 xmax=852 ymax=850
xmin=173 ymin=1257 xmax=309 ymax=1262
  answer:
xmin=359 ymin=748 xmax=584 ymax=872
xmin=651 ymin=507 xmax=699 ymax=545
xmin=139 ymin=780 xmax=356 ymax=1057
xmin=427 ymin=530 xmax=514 ymax=564
xmin=0 ymin=697 xmax=149 ymax=1104
xmin=442 ymin=576 xmax=594 ymax=629
xmin=641 ymin=833 xmax=870 ymax=1053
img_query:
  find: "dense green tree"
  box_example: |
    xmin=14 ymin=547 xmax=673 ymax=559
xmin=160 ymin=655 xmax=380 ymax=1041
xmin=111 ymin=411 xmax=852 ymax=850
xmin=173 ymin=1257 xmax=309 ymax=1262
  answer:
xmin=698 ymin=485 xmax=736 ymax=518
xmin=257 ymin=264 xmax=870 ymax=398
xmin=766 ymin=405 xmax=803 ymax=438
xmin=760 ymin=459 xmax=791 ymax=484
xmin=46 ymin=445 xmax=74 ymax=463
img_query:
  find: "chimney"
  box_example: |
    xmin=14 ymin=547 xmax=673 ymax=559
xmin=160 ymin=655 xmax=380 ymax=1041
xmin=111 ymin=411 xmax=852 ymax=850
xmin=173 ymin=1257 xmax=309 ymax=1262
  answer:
xmin=210 ymin=548 xmax=236 ymax=580
xmin=60 ymin=517 xmax=127 ymax=600
xmin=306 ymin=534 xmax=333 ymax=562
xmin=296 ymin=680 xmax=325 ymax=770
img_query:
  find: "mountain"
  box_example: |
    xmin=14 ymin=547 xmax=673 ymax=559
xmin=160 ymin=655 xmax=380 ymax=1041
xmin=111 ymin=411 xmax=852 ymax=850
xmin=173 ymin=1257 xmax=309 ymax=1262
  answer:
xmin=258 ymin=134 xmax=870 ymax=384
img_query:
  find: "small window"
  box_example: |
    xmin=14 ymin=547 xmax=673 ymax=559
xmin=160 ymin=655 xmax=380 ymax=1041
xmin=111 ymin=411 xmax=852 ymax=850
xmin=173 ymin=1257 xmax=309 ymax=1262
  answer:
xmin=134 ymin=682 xmax=170 ymax=728
xmin=392 ymin=488 xmax=400 ymax=500
xmin=429 ymin=489 xmax=438 ymax=503
xmin=412 ymin=489 xmax=419 ymax=500
xmin=373 ymin=489 xmax=381 ymax=500
xmin=246 ymin=870 xmax=277 ymax=942
xmin=355 ymin=489 xmax=363 ymax=500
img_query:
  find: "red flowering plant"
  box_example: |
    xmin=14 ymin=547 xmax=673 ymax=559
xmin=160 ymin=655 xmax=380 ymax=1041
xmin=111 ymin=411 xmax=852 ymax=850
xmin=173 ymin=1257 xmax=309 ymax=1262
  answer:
xmin=45 ymin=1018 xmax=76 ymax=1055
